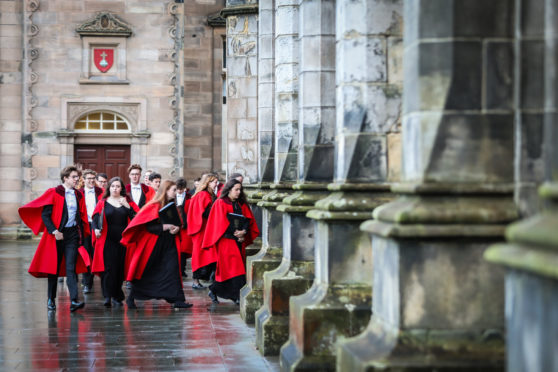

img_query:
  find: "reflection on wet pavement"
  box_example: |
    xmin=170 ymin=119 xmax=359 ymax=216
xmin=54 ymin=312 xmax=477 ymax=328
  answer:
xmin=0 ymin=240 xmax=279 ymax=371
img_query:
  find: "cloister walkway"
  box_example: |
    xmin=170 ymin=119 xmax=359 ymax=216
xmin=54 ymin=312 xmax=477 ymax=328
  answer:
xmin=0 ymin=240 xmax=279 ymax=371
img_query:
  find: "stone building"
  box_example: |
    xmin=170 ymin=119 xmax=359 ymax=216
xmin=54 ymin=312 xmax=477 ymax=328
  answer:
xmin=0 ymin=0 xmax=226 ymax=239
xmin=2 ymin=0 xmax=558 ymax=371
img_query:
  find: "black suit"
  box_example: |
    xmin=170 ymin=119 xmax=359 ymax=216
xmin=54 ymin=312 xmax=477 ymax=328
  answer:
xmin=41 ymin=198 xmax=84 ymax=302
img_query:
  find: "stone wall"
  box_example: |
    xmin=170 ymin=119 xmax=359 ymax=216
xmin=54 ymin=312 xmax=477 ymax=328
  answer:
xmin=0 ymin=0 xmax=24 ymax=239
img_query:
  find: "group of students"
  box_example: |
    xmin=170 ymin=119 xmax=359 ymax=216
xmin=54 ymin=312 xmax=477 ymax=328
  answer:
xmin=18 ymin=164 xmax=259 ymax=312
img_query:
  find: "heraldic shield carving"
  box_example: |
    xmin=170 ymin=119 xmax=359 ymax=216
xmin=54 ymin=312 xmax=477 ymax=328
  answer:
xmin=94 ymin=48 xmax=114 ymax=73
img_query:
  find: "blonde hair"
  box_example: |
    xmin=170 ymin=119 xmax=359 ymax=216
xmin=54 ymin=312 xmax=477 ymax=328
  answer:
xmin=195 ymin=173 xmax=217 ymax=195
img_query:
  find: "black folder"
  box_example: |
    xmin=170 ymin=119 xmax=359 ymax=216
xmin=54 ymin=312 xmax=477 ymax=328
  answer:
xmin=227 ymin=212 xmax=249 ymax=231
xmin=159 ymin=202 xmax=181 ymax=226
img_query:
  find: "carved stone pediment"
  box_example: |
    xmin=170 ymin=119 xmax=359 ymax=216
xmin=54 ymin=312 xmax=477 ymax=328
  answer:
xmin=76 ymin=12 xmax=132 ymax=37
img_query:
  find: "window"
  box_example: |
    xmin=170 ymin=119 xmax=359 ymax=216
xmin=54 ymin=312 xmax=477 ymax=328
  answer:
xmin=74 ymin=111 xmax=130 ymax=132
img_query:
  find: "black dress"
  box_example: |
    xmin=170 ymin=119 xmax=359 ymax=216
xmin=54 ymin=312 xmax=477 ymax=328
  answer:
xmin=92 ymin=203 xmax=134 ymax=302
xmin=129 ymin=221 xmax=186 ymax=304
xmin=209 ymin=201 xmax=247 ymax=302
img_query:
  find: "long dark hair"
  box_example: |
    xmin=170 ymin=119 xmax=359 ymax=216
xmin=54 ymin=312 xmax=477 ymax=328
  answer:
xmin=219 ymin=179 xmax=246 ymax=204
xmin=102 ymin=177 xmax=127 ymax=199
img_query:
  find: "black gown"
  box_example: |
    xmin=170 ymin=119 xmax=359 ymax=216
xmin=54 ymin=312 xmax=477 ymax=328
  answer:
xmin=92 ymin=203 xmax=134 ymax=302
xmin=129 ymin=221 xmax=186 ymax=303
xmin=209 ymin=201 xmax=247 ymax=302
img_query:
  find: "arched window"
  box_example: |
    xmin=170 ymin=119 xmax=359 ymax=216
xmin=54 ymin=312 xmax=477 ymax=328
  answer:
xmin=74 ymin=111 xmax=130 ymax=132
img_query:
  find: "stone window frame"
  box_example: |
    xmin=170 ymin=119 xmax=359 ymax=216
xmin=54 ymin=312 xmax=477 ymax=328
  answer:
xmin=58 ymin=96 xmax=150 ymax=169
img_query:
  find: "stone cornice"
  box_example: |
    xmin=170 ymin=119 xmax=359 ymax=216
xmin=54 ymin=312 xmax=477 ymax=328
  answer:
xmin=220 ymin=4 xmax=258 ymax=18
xmin=207 ymin=12 xmax=226 ymax=27
xmin=76 ymin=12 xmax=133 ymax=37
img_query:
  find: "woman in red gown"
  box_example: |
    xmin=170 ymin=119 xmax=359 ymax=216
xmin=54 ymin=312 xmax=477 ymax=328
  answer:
xmin=187 ymin=173 xmax=218 ymax=289
xmin=121 ymin=180 xmax=193 ymax=309
xmin=202 ymin=179 xmax=259 ymax=304
xmin=91 ymin=177 xmax=139 ymax=307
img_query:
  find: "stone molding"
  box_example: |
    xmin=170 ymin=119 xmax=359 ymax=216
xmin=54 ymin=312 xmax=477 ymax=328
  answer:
xmin=221 ymin=4 xmax=259 ymax=18
xmin=76 ymin=12 xmax=133 ymax=37
xmin=207 ymin=12 xmax=226 ymax=27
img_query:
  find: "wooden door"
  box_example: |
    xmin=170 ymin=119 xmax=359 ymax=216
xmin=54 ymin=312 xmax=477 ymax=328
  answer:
xmin=74 ymin=145 xmax=131 ymax=184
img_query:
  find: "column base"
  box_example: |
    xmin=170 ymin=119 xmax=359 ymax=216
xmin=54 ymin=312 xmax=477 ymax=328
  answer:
xmin=246 ymin=237 xmax=262 ymax=257
xmin=255 ymin=258 xmax=314 ymax=356
xmin=279 ymin=282 xmax=372 ymax=372
xmin=337 ymin=317 xmax=504 ymax=371
xmin=240 ymin=245 xmax=283 ymax=324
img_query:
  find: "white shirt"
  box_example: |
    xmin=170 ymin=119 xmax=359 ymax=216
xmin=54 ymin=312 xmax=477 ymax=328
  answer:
xmin=84 ymin=186 xmax=97 ymax=222
xmin=63 ymin=185 xmax=78 ymax=227
xmin=176 ymin=192 xmax=185 ymax=206
xmin=131 ymin=183 xmax=142 ymax=205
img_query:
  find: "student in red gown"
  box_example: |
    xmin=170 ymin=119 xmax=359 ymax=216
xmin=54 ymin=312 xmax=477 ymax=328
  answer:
xmin=187 ymin=173 xmax=218 ymax=289
xmin=18 ymin=165 xmax=90 ymax=312
xmin=78 ymin=169 xmax=104 ymax=294
xmin=175 ymin=178 xmax=192 ymax=277
xmin=125 ymin=164 xmax=155 ymax=209
xmin=91 ymin=177 xmax=139 ymax=307
xmin=202 ymin=179 xmax=259 ymax=304
xmin=121 ymin=179 xmax=193 ymax=309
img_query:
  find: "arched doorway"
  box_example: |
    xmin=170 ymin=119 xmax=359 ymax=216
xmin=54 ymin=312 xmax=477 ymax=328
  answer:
xmin=73 ymin=111 xmax=132 ymax=183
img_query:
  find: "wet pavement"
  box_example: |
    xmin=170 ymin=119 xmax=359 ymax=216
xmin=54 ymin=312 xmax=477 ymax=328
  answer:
xmin=0 ymin=240 xmax=279 ymax=371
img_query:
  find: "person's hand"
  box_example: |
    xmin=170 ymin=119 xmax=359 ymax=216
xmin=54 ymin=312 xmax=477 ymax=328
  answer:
xmin=53 ymin=230 xmax=64 ymax=240
xmin=169 ymin=225 xmax=180 ymax=235
xmin=233 ymin=229 xmax=246 ymax=238
xmin=95 ymin=229 xmax=101 ymax=238
xmin=120 ymin=197 xmax=130 ymax=208
xmin=163 ymin=224 xmax=173 ymax=231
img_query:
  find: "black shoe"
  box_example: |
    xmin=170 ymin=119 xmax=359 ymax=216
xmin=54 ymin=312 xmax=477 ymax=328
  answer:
xmin=83 ymin=285 xmax=91 ymax=294
xmin=70 ymin=301 xmax=85 ymax=312
xmin=234 ymin=298 xmax=240 ymax=305
xmin=58 ymin=277 xmax=64 ymax=283
xmin=209 ymin=271 xmax=215 ymax=282
xmin=104 ymin=297 xmax=112 ymax=307
xmin=112 ymin=299 xmax=123 ymax=306
xmin=192 ymin=282 xmax=205 ymax=289
xmin=126 ymin=296 xmax=137 ymax=309
xmin=47 ymin=298 xmax=56 ymax=310
xmin=208 ymin=290 xmax=219 ymax=304
xmin=126 ymin=281 xmax=132 ymax=289
xmin=173 ymin=301 xmax=193 ymax=309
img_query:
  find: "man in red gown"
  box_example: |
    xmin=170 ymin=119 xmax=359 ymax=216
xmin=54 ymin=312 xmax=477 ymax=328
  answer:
xmin=125 ymin=164 xmax=155 ymax=209
xmin=18 ymin=165 xmax=91 ymax=312
xmin=78 ymin=169 xmax=103 ymax=294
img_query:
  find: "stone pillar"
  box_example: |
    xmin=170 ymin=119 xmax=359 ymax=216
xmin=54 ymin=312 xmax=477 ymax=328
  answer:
xmin=514 ymin=0 xmax=546 ymax=216
xmin=280 ymin=0 xmax=403 ymax=370
xmin=239 ymin=0 xmax=283 ymax=325
xmin=221 ymin=1 xmax=259 ymax=181
xmin=484 ymin=0 xmax=558 ymax=371
xmin=255 ymin=0 xmax=335 ymax=356
xmin=240 ymin=0 xmax=300 ymax=324
xmin=337 ymin=1 xmax=517 ymax=370
xmin=0 ymin=0 xmax=25 ymax=239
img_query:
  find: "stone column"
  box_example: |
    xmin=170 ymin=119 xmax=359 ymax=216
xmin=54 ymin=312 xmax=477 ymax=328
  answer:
xmin=221 ymin=1 xmax=259 ymax=181
xmin=280 ymin=0 xmax=403 ymax=370
xmin=255 ymin=0 xmax=335 ymax=356
xmin=240 ymin=0 xmax=285 ymax=324
xmin=337 ymin=1 xmax=517 ymax=370
xmin=484 ymin=0 xmax=558 ymax=371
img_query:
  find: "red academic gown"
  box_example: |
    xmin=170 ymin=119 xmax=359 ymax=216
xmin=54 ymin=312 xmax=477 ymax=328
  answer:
xmin=202 ymin=198 xmax=259 ymax=282
xmin=18 ymin=185 xmax=91 ymax=277
xmin=120 ymin=202 xmax=182 ymax=281
xmin=90 ymin=197 xmax=139 ymax=274
xmin=179 ymin=197 xmax=193 ymax=255
xmin=187 ymin=190 xmax=218 ymax=272
xmin=125 ymin=183 xmax=155 ymax=209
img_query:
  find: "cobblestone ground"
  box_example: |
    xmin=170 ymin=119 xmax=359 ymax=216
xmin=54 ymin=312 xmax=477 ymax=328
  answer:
xmin=0 ymin=240 xmax=279 ymax=371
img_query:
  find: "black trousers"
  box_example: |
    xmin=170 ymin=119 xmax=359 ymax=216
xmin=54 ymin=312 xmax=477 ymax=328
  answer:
xmin=81 ymin=222 xmax=94 ymax=287
xmin=47 ymin=226 xmax=80 ymax=301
